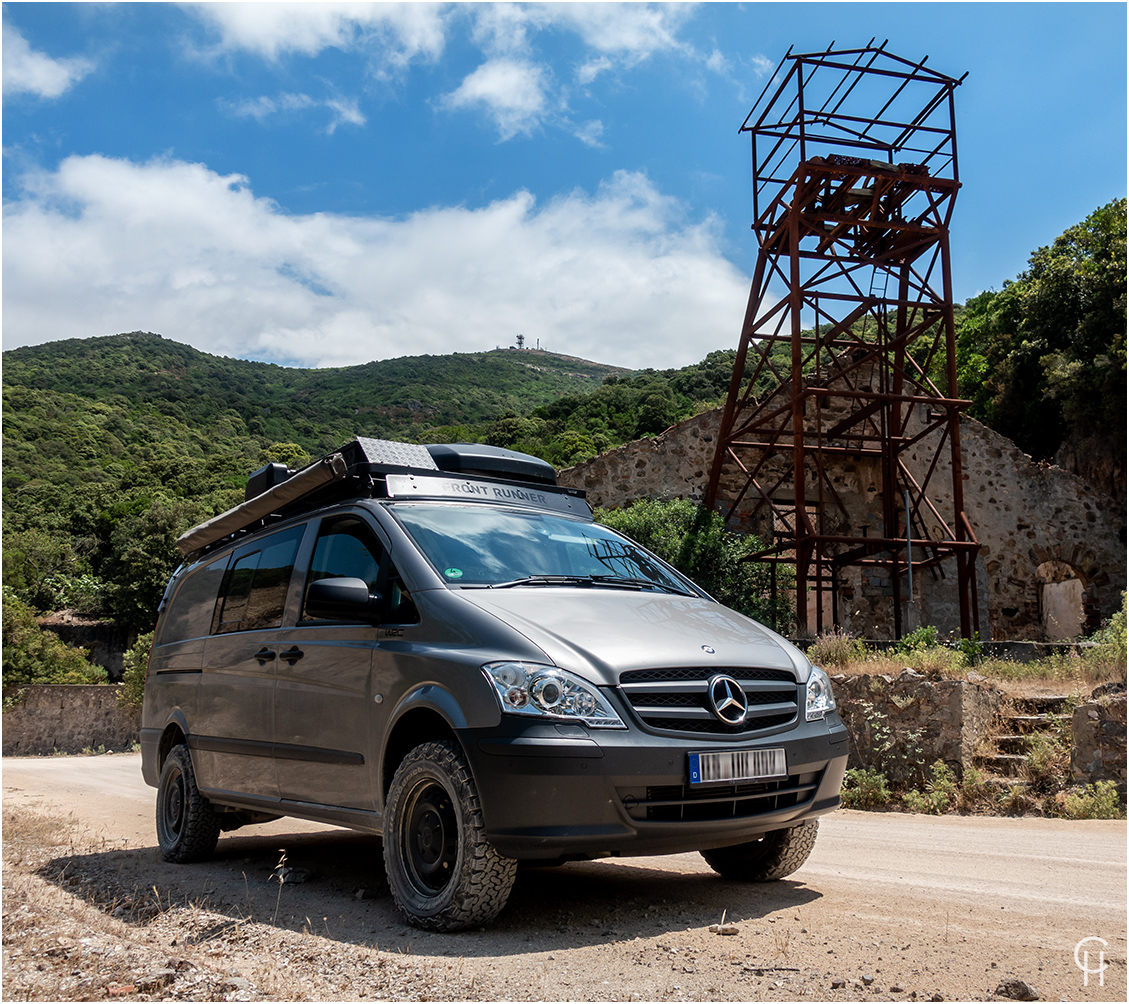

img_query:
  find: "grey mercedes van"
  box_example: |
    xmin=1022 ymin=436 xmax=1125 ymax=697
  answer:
xmin=141 ymin=438 xmax=848 ymax=931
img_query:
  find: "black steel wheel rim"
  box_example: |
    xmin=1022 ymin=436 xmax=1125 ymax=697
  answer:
xmin=162 ymin=768 xmax=185 ymax=837
xmin=403 ymin=780 xmax=458 ymax=894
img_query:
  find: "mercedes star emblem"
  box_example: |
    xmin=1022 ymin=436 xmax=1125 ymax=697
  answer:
xmin=706 ymin=674 xmax=749 ymax=726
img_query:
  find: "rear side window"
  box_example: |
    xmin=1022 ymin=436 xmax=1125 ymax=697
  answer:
xmin=212 ymin=526 xmax=305 ymax=634
xmin=155 ymin=557 xmax=229 ymax=645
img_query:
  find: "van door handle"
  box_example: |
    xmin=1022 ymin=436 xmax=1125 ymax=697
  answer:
xmin=253 ymin=648 xmax=276 ymax=662
xmin=280 ymin=647 xmax=304 ymax=664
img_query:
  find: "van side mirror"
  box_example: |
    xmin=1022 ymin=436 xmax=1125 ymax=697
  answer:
xmin=305 ymin=577 xmax=383 ymax=622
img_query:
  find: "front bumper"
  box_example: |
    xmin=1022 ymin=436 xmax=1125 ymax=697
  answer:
xmin=461 ymin=714 xmax=849 ymax=860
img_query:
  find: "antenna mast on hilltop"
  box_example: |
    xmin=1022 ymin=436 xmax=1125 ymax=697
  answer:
xmin=706 ymin=42 xmax=979 ymax=639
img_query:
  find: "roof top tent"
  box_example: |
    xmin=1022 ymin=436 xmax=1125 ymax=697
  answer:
xmin=178 ymin=439 xmax=570 ymax=560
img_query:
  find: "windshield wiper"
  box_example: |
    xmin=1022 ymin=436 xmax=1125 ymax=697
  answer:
xmin=481 ymin=573 xmax=692 ymax=595
xmin=588 ymin=574 xmax=694 ymax=596
xmin=486 ymin=575 xmax=595 ymax=589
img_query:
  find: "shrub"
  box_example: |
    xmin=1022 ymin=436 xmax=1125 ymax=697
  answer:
xmin=957 ymin=764 xmax=991 ymax=810
xmin=1023 ymin=731 xmax=1070 ymax=792
xmin=1 ymin=587 xmax=107 ymax=689
xmin=808 ymin=627 xmax=868 ymax=669
xmin=118 ymin=631 xmax=153 ymax=710
xmin=902 ymin=760 xmax=958 ymax=814
xmin=1060 ymin=781 xmax=1124 ymax=820
xmin=997 ymin=782 xmax=1032 ymax=815
xmin=840 ymin=767 xmax=891 ymax=808
xmin=896 ymin=625 xmax=939 ymax=654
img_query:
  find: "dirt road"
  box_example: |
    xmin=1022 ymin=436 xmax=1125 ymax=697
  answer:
xmin=3 ymin=753 xmax=1125 ymax=1002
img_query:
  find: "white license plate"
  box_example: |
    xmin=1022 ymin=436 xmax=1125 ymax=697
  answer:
xmin=688 ymin=748 xmax=787 ymax=785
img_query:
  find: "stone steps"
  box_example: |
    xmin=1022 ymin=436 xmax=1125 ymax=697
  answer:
xmin=975 ymin=696 xmax=1071 ymax=781
xmin=1003 ymin=713 xmax=1070 ymax=734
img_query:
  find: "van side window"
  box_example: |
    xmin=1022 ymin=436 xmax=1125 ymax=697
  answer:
xmin=303 ymin=517 xmax=418 ymax=624
xmin=212 ymin=525 xmax=304 ymax=634
xmin=155 ymin=556 xmax=229 ymax=645
xmin=307 ymin=517 xmax=383 ymax=589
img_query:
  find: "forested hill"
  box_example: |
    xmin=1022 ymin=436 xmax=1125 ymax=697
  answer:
xmin=2 ymin=332 xmax=626 ymax=445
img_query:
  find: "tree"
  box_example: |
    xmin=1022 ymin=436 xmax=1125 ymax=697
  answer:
xmin=2 ymin=588 xmax=107 ymax=688
xmin=100 ymin=498 xmax=205 ymax=633
xmin=955 ymin=199 xmax=1127 ymax=465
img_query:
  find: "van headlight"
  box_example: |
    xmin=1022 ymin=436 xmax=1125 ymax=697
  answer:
xmin=805 ymin=664 xmax=836 ymax=721
xmin=484 ymin=662 xmax=626 ymax=729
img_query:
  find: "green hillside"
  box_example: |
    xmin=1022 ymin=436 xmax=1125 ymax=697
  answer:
xmin=2 ymin=332 xmax=625 ymax=445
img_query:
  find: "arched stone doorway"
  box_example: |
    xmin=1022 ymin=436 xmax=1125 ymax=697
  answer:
xmin=1035 ymin=560 xmax=1085 ymax=639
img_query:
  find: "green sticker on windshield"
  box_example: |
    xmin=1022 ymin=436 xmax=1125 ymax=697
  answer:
xmin=444 ymin=568 xmax=464 ymax=580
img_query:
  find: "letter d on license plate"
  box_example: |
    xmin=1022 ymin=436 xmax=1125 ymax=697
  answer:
xmin=689 ymin=748 xmax=787 ymax=785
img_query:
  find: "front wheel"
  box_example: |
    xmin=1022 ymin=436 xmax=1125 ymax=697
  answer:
xmin=383 ymin=741 xmax=516 ymax=931
xmin=156 ymin=745 xmax=222 ymax=863
xmin=700 ymin=820 xmax=819 ymax=881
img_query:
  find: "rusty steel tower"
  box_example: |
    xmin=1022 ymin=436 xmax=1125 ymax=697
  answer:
xmin=706 ymin=43 xmax=980 ymax=639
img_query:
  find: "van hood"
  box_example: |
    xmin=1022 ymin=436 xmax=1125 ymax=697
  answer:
xmin=456 ymin=587 xmax=808 ymax=686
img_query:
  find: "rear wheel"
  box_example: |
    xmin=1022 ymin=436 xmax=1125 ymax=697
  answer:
xmin=700 ymin=820 xmax=819 ymax=881
xmin=383 ymin=741 xmax=516 ymax=931
xmin=156 ymin=745 xmax=222 ymax=863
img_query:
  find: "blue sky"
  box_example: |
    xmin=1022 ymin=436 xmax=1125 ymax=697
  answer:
xmin=3 ymin=2 xmax=1125 ymax=370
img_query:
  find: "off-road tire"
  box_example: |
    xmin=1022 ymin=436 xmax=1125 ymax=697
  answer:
xmin=701 ymin=820 xmax=819 ymax=881
xmin=383 ymin=741 xmax=517 ymax=931
xmin=156 ymin=745 xmax=222 ymax=863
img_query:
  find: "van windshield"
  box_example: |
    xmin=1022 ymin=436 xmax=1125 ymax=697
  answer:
xmin=391 ymin=504 xmax=696 ymax=595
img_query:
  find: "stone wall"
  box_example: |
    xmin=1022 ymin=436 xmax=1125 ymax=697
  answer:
xmin=1070 ymin=691 xmax=1127 ymax=792
xmin=831 ymin=671 xmax=1002 ymax=787
xmin=560 ymin=409 xmax=1126 ymax=641
xmin=2 ymin=685 xmax=139 ymax=756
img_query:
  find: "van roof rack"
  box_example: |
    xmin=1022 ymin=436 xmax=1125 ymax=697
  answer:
xmin=176 ymin=437 xmax=575 ymax=559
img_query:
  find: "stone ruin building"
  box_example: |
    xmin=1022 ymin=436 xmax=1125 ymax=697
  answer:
xmin=559 ymin=405 xmax=1125 ymax=642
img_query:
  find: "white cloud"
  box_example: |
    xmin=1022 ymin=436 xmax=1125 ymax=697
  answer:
xmin=222 ymin=92 xmax=366 ymax=133
xmin=439 ymin=59 xmax=549 ymax=140
xmin=224 ymin=92 xmax=317 ymax=120
xmin=2 ymin=22 xmax=94 ymax=99
xmin=549 ymin=3 xmax=694 ymax=61
xmin=576 ymin=55 xmax=613 ymax=86
xmin=572 ymin=119 xmax=605 ymax=148
xmin=3 ymin=155 xmax=749 ymax=370
xmin=749 ymin=53 xmax=774 ymax=77
xmin=185 ymin=1 xmax=447 ymax=68
xmin=183 ymin=4 xmax=710 ymax=143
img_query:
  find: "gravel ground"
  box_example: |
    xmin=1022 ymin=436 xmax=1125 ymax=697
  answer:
xmin=2 ymin=755 xmax=1125 ymax=1002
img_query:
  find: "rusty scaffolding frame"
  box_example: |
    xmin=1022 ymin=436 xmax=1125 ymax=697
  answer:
xmin=706 ymin=42 xmax=981 ymax=639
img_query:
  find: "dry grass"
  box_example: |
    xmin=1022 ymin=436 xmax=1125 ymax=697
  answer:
xmin=817 ymin=635 xmax=1125 ymax=697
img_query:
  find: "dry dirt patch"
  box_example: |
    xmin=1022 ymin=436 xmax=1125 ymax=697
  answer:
xmin=3 ymin=756 xmax=1126 ymax=1002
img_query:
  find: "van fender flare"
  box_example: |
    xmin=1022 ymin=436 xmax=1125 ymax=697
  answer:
xmin=389 ymin=683 xmax=470 ymax=732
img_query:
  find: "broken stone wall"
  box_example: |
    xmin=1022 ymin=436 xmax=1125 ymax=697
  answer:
xmin=1071 ymin=691 xmax=1127 ymax=792
xmin=560 ymin=409 xmax=1126 ymax=641
xmin=831 ymin=671 xmax=1003 ymax=787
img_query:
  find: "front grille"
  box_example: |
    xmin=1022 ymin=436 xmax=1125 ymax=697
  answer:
xmin=618 ymin=771 xmax=820 ymax=822
xmin=618 ymin=667 xmax=800 ymax=737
